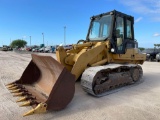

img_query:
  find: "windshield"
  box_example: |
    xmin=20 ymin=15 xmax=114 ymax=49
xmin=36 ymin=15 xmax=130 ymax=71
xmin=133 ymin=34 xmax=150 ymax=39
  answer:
xmin=89 ymin=15 xmax=112 ymax=40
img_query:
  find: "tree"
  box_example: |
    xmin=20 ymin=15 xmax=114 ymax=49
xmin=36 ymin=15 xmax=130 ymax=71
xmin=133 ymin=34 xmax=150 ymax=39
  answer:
xmin=10 ymin=39 xmax=27 ymax=48
xmin=154 ymin=44 xmax=160 ymax=47
xmin=138 ymin=47 xmax=145 ymax=51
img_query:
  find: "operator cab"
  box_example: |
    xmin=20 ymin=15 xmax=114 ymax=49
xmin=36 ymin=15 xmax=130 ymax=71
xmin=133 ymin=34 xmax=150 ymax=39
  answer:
xmin=87 ymin=10 xmax=138 ymax=54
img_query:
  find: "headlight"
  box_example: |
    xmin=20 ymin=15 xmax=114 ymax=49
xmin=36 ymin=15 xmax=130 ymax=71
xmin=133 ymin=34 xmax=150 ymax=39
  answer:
xmin=157 ymin=54 xmax=159 ymax=57
xmin=111 ymin=48 xmax=115 ymax=52
xmin=147 ymin=54 xmax=150 ymax=56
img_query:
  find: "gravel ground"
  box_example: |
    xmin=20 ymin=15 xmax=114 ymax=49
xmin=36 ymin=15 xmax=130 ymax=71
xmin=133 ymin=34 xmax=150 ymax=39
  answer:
xmin=0 ymin=51 xmax=160 ymax=120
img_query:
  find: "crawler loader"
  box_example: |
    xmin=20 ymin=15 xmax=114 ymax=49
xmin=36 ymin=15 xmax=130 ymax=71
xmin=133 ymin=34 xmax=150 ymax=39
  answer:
xmin=6 ymin=10 xmax=146 ymax=116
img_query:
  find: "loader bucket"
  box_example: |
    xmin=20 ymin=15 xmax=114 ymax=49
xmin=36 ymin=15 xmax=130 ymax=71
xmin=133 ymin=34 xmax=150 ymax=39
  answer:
xmin=6 ymin=54 xmax=75 ymax=116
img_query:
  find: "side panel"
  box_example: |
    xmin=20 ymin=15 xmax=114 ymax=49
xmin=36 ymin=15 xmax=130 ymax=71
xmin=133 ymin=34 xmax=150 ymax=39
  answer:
xmin=112 ymin=48 xmax=146 ymax=64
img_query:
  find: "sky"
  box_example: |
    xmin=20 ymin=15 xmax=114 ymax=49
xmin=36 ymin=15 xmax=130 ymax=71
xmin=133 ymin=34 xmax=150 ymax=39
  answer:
xmin=0 ymin=0 xmax=160 ymax=48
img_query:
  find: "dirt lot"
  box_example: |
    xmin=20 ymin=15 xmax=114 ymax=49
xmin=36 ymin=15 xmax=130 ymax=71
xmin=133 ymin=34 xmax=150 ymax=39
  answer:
xmin=0 ymin=51 xmax=160 ymax=120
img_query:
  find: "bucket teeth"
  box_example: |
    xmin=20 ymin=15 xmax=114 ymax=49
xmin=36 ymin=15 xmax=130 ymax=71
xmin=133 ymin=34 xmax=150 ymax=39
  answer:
xmin=8 ymin=86 xmax=17 ymax=90
xmin=16 ymin=96 xmax=35 ymax=102
xmin=23 ymin=108 xmax=35 ymax=117
xmin=13 ymin=92 xmax=24 ymax=97
xmin=16 ymin=96 xmax=27 ymax=102
xmin=19 ymin=101 xmax=31 ymax=107
xmin=13 ymin=92 xmax=31 ymax=97
xmin=10 ymin=89 xmax=21 ymax=93
xmin=23 ymin=103 xmax=47 ymax=117
xmin=6 ymin=83 xmax=15 ymax=87
xmin=7 ymin=84 xmax=16 ymax=89
xmin=6 ymin=83 xmax=13 ymax=86
xmin=20 ymin=100 xmax=39 ymax=107
xmin=10 ymin=87 xmax=27 ymax=94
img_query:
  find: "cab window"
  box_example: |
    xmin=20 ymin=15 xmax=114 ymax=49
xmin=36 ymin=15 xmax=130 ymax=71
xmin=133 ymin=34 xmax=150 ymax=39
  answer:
xmin=126 ymin=20 xmax=132 ymax=39
xmin=116 ymin=17 xmax=124 ymax=38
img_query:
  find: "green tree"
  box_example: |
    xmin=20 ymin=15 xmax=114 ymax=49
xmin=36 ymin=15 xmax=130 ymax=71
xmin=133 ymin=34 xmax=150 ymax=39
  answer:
xmin=10 ymin=39 xmax=27 ymax=48
xmin=157 ymin=44 xmax=160 ymax=48
xmin=154 ymin=44 xmax=157 ymax=47
xmin=138 ymin=47 xmax=145 ymax=51
xmin=154 ymin=44 xmax=160 ymax=47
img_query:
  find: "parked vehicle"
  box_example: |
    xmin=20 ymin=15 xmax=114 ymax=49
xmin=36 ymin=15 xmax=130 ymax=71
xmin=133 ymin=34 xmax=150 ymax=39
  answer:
xmin=156 ymin=53 xmax=160 ymax=62
xmin=1 ymin=45 xmax=12 ymax=51
xmin=51 ymin=46 xmax=56 ymax=53
xmin=32 ymin=48 xmax=39 ymax=52
xmin=146 ymin=51 xmax=159 ymax=61
xmin=63 ymin=44 xmax=72 ymax=50
xmin=2 ymin=45 xmax=8 ymax=51
xmin=26 ymin=47 xmax=32 ymax=51
xmin=38 ymin=47 xmax=45 ymax=52
xmin=142 ymin=49 xmax=160 ymax=61
xmin=44 ymin=46 xmax=52 ymax=53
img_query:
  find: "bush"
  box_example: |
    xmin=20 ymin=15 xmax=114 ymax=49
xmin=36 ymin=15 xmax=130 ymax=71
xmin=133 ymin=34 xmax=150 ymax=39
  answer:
xmin=10 ymin=39 xmax=27 ymax=48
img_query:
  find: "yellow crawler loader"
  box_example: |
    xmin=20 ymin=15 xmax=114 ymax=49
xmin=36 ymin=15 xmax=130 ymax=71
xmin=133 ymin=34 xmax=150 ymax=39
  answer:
xmin=6 ymin=10 xmax=146 ymax=116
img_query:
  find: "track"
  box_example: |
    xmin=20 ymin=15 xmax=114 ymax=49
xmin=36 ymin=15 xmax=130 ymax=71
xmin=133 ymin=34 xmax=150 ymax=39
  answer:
xmin=81 ymin=64 xmax=143 ymax=97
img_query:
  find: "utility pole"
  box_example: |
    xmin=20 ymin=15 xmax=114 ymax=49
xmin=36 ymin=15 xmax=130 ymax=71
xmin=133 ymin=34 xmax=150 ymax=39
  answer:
xmin=10 ymin=38 xmax=11 ymax=45
xmin=42 ymin=33 xmax=45 ymax=51
xmin=42 ymin=33 xmax=44 ymax=45
xmin=30 ymin=36 xmax=31 ymax=47
xmin=64 ymin=26 xmax=66 ymax=45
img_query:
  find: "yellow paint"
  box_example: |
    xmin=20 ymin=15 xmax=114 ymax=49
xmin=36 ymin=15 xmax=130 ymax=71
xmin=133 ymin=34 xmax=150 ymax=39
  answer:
xmin=56 ymin=41 xmax=146 ymax=81
xmin=23 ymin=103 xmax=47 ymax=117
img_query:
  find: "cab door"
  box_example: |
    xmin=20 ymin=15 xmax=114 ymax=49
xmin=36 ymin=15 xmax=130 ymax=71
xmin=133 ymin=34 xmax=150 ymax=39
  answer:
xmin=115 ymin=16 xmax=135 ymax=54
xmin=115 ymin=16 xmax=125 ymax=54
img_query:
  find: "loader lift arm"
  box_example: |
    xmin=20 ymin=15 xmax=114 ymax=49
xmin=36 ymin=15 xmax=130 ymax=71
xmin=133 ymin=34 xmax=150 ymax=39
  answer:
xmin=56 ymin=42 xmax=107 ymax=80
